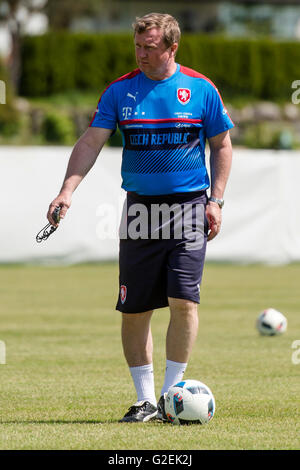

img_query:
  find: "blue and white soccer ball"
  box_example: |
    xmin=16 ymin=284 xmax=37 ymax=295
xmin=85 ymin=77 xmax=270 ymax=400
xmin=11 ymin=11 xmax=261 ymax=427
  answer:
xmin=256 ymin=308 xmax=287 ymax=336
xmin=165 ymin=379 xmax=215 ymax=425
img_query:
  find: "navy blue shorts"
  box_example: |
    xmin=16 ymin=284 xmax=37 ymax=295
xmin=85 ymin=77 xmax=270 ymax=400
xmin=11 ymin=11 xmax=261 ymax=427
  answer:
xmin=116 ymin=190 xmax=208 ymax=313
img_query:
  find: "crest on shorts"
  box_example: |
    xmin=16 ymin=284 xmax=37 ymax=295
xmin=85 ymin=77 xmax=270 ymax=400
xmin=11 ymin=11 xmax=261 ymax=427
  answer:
xmin=120 ymin=285 xmax=127 ymax=304
xmin=177 ymin=88 xmax=191 ymax=105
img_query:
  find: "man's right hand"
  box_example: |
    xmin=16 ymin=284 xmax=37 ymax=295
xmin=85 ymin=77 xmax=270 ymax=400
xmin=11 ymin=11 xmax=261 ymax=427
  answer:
xmin=47 ymin=193 xmax=72 ymax=227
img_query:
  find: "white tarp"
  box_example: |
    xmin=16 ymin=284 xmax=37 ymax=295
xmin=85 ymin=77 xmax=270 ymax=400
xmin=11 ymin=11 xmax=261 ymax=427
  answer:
xmin=1 ymin=146 xmax=300 ymax=265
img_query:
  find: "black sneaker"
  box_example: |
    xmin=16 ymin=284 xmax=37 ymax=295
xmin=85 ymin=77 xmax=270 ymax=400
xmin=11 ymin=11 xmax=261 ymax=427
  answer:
xmin=156 ymin=393 xmax=168 ymax=422
xmin=119 ymin=400 xmax=158 ymax=423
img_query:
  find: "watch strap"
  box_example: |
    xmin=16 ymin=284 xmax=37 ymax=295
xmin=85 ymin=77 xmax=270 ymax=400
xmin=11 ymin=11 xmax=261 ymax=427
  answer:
xmin=208 ymin=196 xmax=224 ymax=208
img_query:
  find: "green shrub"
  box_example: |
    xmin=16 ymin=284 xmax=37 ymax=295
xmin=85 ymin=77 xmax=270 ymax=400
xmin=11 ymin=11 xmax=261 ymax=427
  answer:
xmin=20 ymin=32 xmax=136 ymax=97
xmin=0 ymin=105 xmax=20 ymax=137
xmin=242 ymin=122 xmax=299 ymax=150
xmin=42 ymin=111 xmax=76 ymax=144
xmin=20 ymin=33 xmax=77 ymax=96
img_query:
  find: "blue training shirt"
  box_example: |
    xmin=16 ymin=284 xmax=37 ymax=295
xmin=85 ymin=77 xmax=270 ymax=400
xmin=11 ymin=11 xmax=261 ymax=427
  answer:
xmin=90 ymin=63 xmax=234 ymax=196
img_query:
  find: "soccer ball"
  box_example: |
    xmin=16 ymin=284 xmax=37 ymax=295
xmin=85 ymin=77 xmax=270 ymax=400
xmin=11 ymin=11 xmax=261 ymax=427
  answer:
xmin=256 ymin=308 xmax=287 ymax=336
xmin=165 ymin=379 xmax=215 ymax=425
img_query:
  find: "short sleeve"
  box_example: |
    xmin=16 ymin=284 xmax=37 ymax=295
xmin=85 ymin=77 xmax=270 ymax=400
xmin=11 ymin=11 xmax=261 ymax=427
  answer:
xmin=203 ymin=83 xmax=234 ymax=139
xmin=89 ymin=84 xmax=117 ymax=130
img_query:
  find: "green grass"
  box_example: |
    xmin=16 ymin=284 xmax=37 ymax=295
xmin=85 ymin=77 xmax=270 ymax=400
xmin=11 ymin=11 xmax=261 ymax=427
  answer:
xmin=0 ymin=263 xmax=299 ymax=450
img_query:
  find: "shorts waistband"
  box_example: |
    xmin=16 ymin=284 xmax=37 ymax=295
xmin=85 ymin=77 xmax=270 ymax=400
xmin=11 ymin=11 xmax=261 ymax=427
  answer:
xmin=127 ymin=190 xmax=207 ymax=204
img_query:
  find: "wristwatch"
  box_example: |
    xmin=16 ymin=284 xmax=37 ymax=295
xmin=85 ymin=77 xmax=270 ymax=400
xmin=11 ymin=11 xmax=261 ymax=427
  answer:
xmin=208 ymin=196 xmax=224 ymax=208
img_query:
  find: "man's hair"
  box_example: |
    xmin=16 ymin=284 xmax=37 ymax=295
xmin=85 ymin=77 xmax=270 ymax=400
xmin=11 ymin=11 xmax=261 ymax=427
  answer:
xmin=132 ymin=13 xmax=181 ymax=48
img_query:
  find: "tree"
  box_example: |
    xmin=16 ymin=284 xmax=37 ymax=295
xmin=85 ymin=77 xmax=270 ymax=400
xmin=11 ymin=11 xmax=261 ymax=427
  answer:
xmin=1 ymin=0 xmax=102 ymax=92
xmin=1 ymin=0 xmax=47 ymax=90
xmin=45 ymin=0 xmax=101 ymax=30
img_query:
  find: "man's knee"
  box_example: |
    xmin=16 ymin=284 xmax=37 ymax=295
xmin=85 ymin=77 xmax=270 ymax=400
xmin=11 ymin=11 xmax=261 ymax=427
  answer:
xmin=122 ymin=310 xmax=153 ymax=325
xmin=168 ymin=297 xmax=198 ymax=315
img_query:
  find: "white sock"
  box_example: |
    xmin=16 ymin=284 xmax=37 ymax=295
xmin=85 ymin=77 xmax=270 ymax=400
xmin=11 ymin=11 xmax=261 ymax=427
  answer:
xmin=160 ymin=359 xmax=187 ymax=396
xmin=129 ymin=363 xmax=157 ymax=407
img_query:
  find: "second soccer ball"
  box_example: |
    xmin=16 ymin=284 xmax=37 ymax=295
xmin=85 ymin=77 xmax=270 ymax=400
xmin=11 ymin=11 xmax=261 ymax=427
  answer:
xmin=256 ymin=308 xmax=287 ymax=336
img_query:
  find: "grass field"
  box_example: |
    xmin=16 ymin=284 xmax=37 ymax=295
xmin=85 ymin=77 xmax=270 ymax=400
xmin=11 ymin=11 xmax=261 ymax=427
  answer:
xmin=0 ymin=262 xmax=299 ymax=450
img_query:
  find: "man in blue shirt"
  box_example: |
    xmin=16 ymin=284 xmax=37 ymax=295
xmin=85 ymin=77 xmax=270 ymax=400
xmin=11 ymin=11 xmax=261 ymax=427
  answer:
xmin=47 ymin=12 xmax=233 ymax=423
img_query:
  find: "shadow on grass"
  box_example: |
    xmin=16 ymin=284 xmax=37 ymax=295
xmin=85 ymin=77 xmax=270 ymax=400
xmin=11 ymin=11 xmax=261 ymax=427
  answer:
xmin=0 ymin=419 xmax=116 ymax=425
xmin=0 ymin=419 xmax=165 ymax=425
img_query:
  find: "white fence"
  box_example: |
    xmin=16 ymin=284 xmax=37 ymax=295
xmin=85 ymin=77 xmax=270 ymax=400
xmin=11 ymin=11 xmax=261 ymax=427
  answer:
xmin=1 ymin=146 xmax=300 ymax=265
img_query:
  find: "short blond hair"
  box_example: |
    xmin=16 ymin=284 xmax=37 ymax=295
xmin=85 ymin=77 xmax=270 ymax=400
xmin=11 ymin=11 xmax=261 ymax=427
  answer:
xmin=132 ymin=13 xmax=181 ymax=48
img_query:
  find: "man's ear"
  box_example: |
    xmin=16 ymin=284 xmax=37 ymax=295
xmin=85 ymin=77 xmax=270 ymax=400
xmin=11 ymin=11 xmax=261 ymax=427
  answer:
xmin=170 ymin=43 xmax=178 ymax=58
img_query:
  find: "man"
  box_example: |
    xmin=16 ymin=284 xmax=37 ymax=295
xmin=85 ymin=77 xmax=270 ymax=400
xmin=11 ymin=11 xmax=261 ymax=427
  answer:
xmin=47 ymin=13 xmax=233 ymax=423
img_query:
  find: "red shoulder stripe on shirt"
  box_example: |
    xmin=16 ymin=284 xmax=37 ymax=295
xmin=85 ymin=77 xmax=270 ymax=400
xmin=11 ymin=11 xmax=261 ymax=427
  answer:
xmin=180 ymin=65 xmax=234 ymax=126
xmin=89 ymin=68 xmax=141 ymax=126
xmin=110 ymin=68 xmax=141 ymax=85
xmin=180 ymin=64 xmax=218 ymax=88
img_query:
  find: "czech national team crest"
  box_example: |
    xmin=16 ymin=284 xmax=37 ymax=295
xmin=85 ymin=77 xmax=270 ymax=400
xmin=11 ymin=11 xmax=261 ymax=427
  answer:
xmin=177 ymin=88 xmax=191 ymax=105
xmin=120 ymin=285 xmax=127 ymax=304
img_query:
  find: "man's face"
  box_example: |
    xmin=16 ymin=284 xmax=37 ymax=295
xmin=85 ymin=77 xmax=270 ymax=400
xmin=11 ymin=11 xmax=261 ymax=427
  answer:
xmin=134 ymin=28 xmax=177 ymax=80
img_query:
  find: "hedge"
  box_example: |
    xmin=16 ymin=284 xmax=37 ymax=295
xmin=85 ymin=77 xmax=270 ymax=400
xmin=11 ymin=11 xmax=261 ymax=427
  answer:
xmin=20 ymin=32 xmax=300 ymax=101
